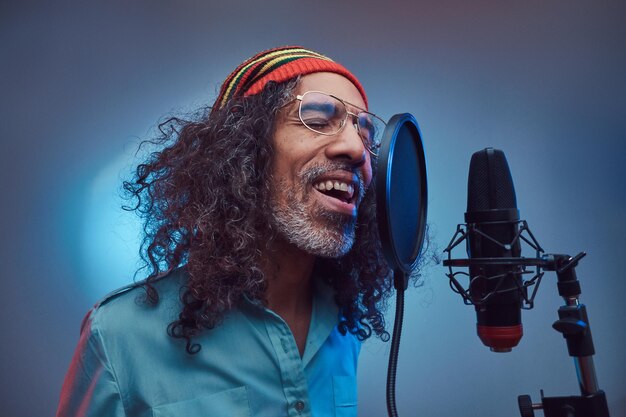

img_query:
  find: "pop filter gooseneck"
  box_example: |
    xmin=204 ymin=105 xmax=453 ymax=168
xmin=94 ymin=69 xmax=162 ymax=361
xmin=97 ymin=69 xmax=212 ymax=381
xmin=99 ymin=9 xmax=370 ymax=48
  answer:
xmin=375 ymin=113 xmax=428 ymax=417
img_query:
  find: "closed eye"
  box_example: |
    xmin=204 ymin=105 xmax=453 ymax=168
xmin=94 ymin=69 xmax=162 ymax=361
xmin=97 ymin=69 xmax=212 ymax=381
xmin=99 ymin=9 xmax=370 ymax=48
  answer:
xmin=302 ymin=118 xmax=332 ymax=130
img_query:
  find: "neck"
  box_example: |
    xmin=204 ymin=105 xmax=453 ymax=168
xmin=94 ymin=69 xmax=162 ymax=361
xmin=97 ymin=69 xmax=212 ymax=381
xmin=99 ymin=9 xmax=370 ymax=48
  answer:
xmin=263 ymin=237 xmax=316 ymax=314
xmin=262 ymin=237 xmax=316 ymax=356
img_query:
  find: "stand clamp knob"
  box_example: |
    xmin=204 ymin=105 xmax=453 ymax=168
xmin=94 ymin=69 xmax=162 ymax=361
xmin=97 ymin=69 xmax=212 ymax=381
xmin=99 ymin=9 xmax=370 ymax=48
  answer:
xmin=552 ymin=317 xmax=588 ymax=336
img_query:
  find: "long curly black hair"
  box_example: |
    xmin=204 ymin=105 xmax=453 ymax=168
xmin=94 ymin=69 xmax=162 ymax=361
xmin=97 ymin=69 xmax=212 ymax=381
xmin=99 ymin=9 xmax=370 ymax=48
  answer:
xmin=124 ymin=78 xmax=405 ymax=354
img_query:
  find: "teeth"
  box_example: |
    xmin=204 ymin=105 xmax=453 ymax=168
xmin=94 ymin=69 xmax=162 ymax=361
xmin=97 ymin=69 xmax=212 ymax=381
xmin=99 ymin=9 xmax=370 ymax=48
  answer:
xmin=313 ymin=180 xmax=355 ymax=199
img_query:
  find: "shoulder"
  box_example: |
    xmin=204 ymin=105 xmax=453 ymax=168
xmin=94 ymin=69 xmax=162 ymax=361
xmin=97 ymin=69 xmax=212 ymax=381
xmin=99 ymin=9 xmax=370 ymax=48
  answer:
xmin=81 ymin=268 xmax=187 ymax=341
xmin=67 ymin=269 xmax=191 ymax=413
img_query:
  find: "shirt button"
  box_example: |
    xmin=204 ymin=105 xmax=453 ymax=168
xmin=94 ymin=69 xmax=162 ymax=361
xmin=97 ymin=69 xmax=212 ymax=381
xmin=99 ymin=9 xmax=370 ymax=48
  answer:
xmin=294 ymin=400 xmax=305 ymax=413
xmin=281 ymin=338 xmax=289 ymax=353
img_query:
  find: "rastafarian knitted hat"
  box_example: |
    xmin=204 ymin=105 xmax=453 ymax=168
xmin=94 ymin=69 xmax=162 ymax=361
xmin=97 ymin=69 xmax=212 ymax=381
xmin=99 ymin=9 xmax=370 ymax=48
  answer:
xmin=213 ymin=46 xmax=368 ymax=110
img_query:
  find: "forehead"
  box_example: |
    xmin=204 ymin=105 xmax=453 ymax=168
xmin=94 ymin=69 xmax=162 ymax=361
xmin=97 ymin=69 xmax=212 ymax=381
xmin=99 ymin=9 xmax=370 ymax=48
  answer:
xmin=296 ymin=72 xmax=367 ymax=109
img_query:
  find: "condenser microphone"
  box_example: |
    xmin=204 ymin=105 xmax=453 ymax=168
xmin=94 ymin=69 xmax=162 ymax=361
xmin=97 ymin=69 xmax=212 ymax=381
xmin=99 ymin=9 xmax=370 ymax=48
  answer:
xmin=465 ymin=148 xmax=524 ymax=352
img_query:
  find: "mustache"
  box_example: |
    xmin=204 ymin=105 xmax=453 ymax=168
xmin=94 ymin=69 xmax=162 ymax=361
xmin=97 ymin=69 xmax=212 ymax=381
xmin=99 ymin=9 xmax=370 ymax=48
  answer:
xmin=300 ymin=162 xmax=367 ymax=205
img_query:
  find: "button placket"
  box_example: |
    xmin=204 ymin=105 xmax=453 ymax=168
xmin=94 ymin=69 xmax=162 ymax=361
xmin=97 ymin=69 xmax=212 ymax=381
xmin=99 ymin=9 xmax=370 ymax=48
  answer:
xmin=263 ymin=306 xmax=313 ymax=416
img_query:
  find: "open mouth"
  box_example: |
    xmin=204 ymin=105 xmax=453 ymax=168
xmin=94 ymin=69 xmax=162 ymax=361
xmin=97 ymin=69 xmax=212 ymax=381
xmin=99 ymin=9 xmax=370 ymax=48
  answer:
xmin=313 ymin=180 xmax=356 ymax=204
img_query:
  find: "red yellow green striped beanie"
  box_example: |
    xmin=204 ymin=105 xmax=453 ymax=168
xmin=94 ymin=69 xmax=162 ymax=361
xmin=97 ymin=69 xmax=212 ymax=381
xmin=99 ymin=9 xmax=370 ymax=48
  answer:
xmin=213 ymin=45 xmax=368 ymax=110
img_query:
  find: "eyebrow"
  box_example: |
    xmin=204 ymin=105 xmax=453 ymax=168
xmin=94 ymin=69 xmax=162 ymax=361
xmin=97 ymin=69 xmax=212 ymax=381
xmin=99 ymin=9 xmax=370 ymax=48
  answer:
xmin=301 ymin=101 xmax=336 ymax=113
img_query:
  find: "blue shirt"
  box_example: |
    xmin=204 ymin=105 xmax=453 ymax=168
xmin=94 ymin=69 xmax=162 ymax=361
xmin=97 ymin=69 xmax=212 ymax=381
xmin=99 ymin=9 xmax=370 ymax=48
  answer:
xmin=56 ymin=268 xmax=360 ymax=417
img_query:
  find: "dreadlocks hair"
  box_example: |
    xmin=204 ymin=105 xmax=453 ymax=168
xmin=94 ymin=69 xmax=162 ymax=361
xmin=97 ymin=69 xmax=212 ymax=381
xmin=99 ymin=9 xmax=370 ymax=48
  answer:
xmin=123 ymin=78 xmax=404 ymax=354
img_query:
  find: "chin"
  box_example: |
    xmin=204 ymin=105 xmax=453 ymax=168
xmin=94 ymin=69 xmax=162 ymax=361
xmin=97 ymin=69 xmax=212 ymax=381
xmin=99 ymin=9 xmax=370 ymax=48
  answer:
xmin=271 ymin=209 xmax=356 ymax=259
xmin=291 ymin=222 xmax=356 ymax=258
xmin=306 ymin=235 xmax=355 ymax=259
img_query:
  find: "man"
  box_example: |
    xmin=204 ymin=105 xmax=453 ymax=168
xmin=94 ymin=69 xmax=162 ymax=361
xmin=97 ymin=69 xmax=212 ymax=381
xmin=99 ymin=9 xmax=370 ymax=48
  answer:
xmin=56 ymin=46 xmax=395 ymax=417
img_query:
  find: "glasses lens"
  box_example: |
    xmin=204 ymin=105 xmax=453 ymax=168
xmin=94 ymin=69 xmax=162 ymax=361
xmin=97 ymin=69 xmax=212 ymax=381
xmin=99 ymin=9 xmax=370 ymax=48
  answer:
xmin=299 ymin=92 xmax=346 ymax=135
xmin=357 ymin=112 xmax=384 ymax=153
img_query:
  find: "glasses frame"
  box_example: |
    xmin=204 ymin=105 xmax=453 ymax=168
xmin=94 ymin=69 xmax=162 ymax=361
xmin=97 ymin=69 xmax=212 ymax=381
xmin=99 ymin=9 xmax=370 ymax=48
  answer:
xmin=292 ymin=90 xmax=386 ymax=157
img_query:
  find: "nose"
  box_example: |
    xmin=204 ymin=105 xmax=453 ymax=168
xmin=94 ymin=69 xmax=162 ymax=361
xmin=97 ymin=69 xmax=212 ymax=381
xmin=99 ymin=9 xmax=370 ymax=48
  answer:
xmin=324 ymin=120 xmax=368 ymax=166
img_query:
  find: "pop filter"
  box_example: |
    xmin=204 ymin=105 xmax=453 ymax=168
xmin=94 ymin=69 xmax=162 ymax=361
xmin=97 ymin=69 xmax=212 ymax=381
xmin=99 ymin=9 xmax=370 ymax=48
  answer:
xmin=376 ymin=113 xmax=428 ymax=289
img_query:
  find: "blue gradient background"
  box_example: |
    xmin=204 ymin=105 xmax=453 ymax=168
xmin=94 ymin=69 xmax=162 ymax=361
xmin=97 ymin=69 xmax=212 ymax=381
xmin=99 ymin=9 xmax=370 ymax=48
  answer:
xmin=2 ymin=2 xmax=625 ymax=416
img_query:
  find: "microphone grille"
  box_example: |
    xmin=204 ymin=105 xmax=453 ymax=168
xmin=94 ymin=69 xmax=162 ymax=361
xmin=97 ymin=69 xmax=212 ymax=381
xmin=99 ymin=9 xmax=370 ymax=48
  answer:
xmin=467 ymin=148 xmax=517 ymax=211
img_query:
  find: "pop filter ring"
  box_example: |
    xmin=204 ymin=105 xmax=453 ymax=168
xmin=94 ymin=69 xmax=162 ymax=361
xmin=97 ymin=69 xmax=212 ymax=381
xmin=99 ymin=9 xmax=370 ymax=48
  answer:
xmin=376 ymin=113 xmax=428 ymax=278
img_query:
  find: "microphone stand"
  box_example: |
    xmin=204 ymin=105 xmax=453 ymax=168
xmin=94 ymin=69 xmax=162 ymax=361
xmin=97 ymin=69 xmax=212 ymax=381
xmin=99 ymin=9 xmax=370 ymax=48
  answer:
xmin=517 ymin=252 xmax=610 ymax=417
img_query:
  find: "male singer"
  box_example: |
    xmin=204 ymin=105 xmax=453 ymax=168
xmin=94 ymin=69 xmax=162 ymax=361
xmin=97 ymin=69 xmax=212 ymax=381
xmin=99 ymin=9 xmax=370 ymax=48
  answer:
xmin=56 ymin=46 xmax=404 ymax=417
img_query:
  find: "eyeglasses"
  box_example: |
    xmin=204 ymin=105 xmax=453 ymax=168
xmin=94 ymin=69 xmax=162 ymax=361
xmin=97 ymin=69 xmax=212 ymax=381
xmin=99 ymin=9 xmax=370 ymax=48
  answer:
xmin=293 ymin=91 xmax=386 ymax=156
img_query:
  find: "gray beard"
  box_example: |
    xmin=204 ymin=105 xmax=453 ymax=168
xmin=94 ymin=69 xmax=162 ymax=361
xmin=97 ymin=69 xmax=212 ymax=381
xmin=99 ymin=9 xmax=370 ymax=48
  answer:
xmin=271 ymin=192 xmax=356 ymax=258
xmin=270 ymin=164 xmax=365 ymax=258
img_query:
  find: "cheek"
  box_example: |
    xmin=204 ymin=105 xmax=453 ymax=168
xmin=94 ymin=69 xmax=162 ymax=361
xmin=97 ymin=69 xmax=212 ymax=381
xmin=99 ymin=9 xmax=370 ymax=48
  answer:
xmin=271 ymin=157 xmax=294 ymax=188
xmin=271 ymin=133 xmax=294 ymax=174
xmin=270 ymin=148 xmax=307 ymax=190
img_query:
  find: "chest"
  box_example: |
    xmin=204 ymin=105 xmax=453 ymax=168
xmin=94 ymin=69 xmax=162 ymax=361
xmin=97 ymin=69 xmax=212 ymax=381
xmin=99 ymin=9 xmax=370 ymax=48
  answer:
xmin=111 ymin=308 xmax=360 ymax=416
